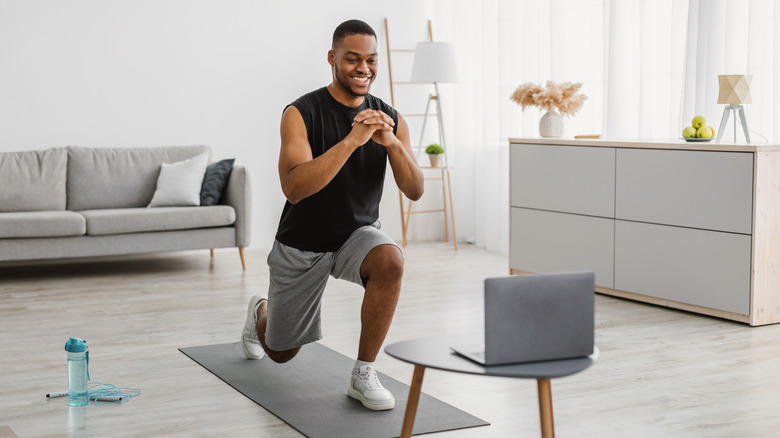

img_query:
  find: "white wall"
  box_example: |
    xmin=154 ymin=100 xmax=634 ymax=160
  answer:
xmin=0 ymin=0 xmax=466 ymax=250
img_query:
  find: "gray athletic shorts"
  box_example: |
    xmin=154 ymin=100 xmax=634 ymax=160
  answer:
xmin=264 ymin=221 xmax=399 ymax=351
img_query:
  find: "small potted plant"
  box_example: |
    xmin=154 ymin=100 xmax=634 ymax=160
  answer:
xmin=425 ymin=143 xmax=444 ymax=167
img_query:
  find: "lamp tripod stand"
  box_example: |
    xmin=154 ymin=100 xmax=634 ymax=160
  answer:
xmin=716 ymin=104 xmax=751 ymax=143
xmin=404 ymin=82 xmax=457 ymax=251
xmin=418 ymin=87 xmax=448 ymax=167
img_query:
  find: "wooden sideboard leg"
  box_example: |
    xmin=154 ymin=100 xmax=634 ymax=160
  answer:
xmin=238 ymin=247 xmax=247 ymax=270
xmin=537 ymin=378 xmax=555 ymax=438
xmin=400 ymin=365 xmax=426 ymax=438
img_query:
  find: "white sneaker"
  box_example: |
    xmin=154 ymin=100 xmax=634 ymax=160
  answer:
xmin=348 ymin=365 xmax=395 ymax=410
xmin=240 ymin=295 xmax=266 ymax=360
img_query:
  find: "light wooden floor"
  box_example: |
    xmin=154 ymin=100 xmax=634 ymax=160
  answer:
xmin=2 ymin=242 xmax=780 ymax=437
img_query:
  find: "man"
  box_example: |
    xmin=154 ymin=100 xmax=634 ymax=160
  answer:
xmin=240 ymin=19 xmax=424 ymax=411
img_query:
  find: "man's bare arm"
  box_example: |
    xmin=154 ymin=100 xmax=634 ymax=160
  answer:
xmin=361 ymin=112 xmax=424 ymax=201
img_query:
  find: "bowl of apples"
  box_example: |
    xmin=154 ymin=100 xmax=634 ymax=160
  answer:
xmin=682 ymin=115 xmax=715 ymax=142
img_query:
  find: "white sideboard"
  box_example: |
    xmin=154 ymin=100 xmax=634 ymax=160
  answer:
xmin=509 ymin=138 xmax=780 ymax=326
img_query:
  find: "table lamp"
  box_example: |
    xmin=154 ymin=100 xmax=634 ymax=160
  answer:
xmin=715 ymin=74 xmax=752 ymax=143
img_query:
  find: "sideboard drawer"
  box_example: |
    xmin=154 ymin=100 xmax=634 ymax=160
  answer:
xmin=616 ymin=149 xmax=753 ymax=234
xmin=511 ymin=207 xmax=614 ymax=288
xmin=614 ymin=220 xmax=751 ymax=314
xmin=511 ymin=144 xmax=615 ymax=217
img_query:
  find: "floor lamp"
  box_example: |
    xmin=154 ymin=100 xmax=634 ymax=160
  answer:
xmin=410 ymin=42 xmax=458 ymax=164
xmin=716 ymin=74 xmax=752 ymax=143
xmin=405 ymin=41 xmax=459 ymax=250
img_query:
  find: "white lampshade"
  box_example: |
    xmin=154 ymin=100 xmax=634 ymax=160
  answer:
xmin=718 ymin=74 xmax=752 ymax=104
xmin=410 ymin=42 xmax=459 ymax=84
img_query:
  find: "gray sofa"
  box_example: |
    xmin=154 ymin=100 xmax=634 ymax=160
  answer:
xmin=0 ymin=145 xmax=251 ymax=268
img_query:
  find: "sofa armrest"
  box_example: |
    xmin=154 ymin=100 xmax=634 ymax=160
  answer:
xmin=223 ymin=165 xmax=252 ymax=248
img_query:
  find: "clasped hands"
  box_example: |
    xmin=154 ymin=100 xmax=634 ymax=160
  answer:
xmin=349 ymin=109 xmax=397 ymax=148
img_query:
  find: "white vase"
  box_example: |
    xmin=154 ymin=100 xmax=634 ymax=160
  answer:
xmin=539 ymin=110 xmax=564 ymax=138
xmin=428 ymin=154 xmax=443 ymax=167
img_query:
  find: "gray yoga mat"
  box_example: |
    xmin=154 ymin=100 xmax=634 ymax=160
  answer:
xmin=179 ymin=342 xmax=489 ymax=438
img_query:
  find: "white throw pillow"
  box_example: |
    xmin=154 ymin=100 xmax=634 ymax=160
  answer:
xmin=148 ymin=152 xmax=209 ymax=207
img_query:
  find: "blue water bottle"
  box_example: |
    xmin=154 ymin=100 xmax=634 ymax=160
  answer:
xmin=65 ymin=337 xmax=89 ymax=407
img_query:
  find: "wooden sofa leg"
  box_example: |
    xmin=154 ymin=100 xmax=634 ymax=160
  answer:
xmin=238 ymin=247 xmax=247 ymax=270
xmin=210 ymin=249 xmax=215 ymax=258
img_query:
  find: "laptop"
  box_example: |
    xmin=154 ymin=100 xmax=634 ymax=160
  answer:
xmin=451 ymin=271 xmax=594 ymax=366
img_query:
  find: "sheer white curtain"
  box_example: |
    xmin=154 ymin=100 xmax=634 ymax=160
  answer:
xmin=441 ymin=0 xmax=780 ymax=254
xmin=444 ymin=0 xmax=606 ymax=254
xmin=605 ymin=0 xmax=688 ymax=139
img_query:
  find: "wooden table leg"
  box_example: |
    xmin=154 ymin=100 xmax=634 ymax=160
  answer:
xmin=537 ymin=378 xmax=555 ymax=438
xmin=400 ymin=365 xmax=426 ymax=438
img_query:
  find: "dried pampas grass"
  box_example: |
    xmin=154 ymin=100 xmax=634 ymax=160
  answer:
xmin=510 ymin=82 xmax=543 ymax=109
xmin=510 ymin=80 xmax=587 ymax=116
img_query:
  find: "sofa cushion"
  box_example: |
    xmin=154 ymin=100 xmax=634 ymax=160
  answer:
xmin=66 ymin=145 xmax=211 ymax=211
xmin=200 ymin=159 xmax=235 ymax=206
xmin=148 ymin=152 xmax=209 ymax=207
xmin=0 ymin=211 xmax=86 ymax=238
xmin=79 ymin=206 xmax=236 ymax=236
xmin=0 ymin=148 xmax=67 ymax=212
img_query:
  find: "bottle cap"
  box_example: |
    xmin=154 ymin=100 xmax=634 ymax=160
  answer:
xmin=65 ymin=337 xmax=88 ymax=353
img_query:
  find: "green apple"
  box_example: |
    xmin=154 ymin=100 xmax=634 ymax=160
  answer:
xmin=682 ymin=126 xmax=697 ymax=138
xmin=692 ymin=115 xmax=706 ymax=129
xmin=697 ymin=126 xmax=714 ymax=138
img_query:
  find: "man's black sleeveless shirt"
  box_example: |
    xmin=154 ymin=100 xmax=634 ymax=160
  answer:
xmin=275 ymin=87 xmax=398 ymax=252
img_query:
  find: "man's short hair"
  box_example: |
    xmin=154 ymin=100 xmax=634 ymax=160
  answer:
xmin=332 ymin=19 xmax=377 ymax=49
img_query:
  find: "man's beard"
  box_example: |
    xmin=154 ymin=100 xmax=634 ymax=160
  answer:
xmin=335 ymin=64 xmax=370 ymax=97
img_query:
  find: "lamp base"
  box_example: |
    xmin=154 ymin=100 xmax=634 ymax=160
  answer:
xmin=716 ymin=104 xmax=750 ymax=144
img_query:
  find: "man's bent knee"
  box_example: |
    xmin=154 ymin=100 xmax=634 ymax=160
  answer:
xmin=264 ymin=346 xmax=301 ymax=364
xmin=361 ymin=245 xmax=404 ymax=281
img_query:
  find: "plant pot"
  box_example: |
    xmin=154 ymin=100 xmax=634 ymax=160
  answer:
xmin=539 ymin=110 xmax=564 ymax=138
xmin=428 ymin=154 xmax=443 ymax=167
